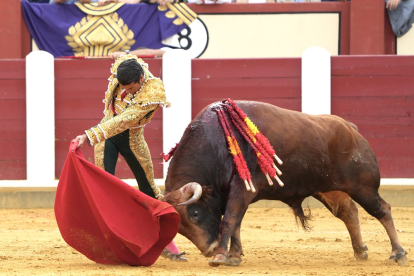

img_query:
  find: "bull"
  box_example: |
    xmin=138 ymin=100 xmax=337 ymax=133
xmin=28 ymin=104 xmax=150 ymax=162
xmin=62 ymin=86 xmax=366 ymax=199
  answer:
xmin=162 ymin=100 xmax=407 ymax=267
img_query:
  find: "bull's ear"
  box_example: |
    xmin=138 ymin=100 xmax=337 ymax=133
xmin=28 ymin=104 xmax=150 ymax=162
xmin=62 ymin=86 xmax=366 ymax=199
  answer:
xmin=202 ymin=186 xmax=213 ymax=197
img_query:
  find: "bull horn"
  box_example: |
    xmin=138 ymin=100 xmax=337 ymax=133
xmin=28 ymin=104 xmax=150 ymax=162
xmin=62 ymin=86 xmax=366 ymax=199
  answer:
xmin=177 ymin=182 xmax=203 ymax=206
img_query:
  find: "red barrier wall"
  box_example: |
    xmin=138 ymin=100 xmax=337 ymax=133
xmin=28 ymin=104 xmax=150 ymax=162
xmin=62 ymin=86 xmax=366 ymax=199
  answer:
xmin=0 ymin=60 xmax=26 ymax=179
xmin=191 ymin=58 xmax=302 ymax=116
xmin=0 ymin=0 xmax=23 ymax=59
xmin=350 ymin=0 xmax=386 ymax=55
xmin=331 ymin=56 xmax=414 ymax=177
xmin=1 ymin=56 xmax=413 ymax=180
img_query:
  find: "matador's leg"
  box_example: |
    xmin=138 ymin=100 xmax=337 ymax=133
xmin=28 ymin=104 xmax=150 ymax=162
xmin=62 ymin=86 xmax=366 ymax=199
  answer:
xmin=127 ymin=128 xmax=161 ymax=199
xmin=94 ymin=138 xmax=121 ymax=175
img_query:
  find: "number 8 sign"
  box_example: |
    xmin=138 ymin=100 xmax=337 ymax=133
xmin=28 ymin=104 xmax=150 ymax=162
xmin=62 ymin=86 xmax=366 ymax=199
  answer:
xmin=162 ymin=18 xmax=209 ymax=59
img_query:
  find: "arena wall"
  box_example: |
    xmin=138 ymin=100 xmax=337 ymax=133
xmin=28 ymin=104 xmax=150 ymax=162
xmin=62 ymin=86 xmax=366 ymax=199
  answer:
xmin=0 ymin=54 xmax=413 ymax=208
xmin=0 ymin=60 xmax=26 ymax=180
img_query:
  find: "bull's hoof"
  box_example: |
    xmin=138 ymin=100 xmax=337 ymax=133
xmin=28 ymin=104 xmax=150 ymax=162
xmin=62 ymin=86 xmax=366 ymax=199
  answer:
xmin=223 ymin=255 xmax=242 ymax=266
xmin=354 ymin=251 xmax=368 ymax=261
xmin=389 ymin=251 xmax=407 ymax=266
xmin=354 ymin=245 xmax=368 ymax=261
xmin=208 ymin=253 xmax=227 ymax=267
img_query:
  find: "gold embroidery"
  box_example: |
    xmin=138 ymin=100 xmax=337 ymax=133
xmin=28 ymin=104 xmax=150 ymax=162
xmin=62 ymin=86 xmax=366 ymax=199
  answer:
xmin=173 ymin=3 xmax=197 ymax=22
xmin=75 ymin=3 xmax=124 ymax=16
xmin=94 ymin=141 xmax=106 ymax=170
xmin=173 ymin=18 xmax=184 ymax=26
xmin=103 ymin=54 xmax=170 ymax=111
xmin=86 ymin=97 xmax=163 ymax=145
xmin=135 ymin=79 xmax=170 ymax=107
xmin=166 ymin=3 xmax=196 ymax=26
xmin=178 ymin=3 xmax=198 ymax=19
xmin=166 ymin=11 xmax=176 ymax=19
xmin=66 ymin=12 xmax=135 ymax=57
xmin=158 ymin=5 xmax=167 ymax=11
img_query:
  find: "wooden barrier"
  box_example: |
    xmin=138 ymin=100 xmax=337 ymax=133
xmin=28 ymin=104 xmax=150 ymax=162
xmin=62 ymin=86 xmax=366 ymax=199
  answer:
xmin=331 ymin=56 xmax=414 ymax=177
xmin=0 ymin=55 xmax=413 ymax=181
xmin=0 ymin=60 xmax=26 ymax=180
xmin=0 ymin=0 xmax=24 ymax=59
xmin=191 ymin=58 xmax=302 ymax=115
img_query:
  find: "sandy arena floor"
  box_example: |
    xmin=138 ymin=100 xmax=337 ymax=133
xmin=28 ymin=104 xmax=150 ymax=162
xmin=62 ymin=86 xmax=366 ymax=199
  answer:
xmin=0 ymin=207 xmax=413 ymax=276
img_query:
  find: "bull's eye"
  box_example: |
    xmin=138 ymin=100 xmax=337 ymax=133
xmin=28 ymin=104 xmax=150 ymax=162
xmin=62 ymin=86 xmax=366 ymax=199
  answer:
xmin=187 ymin=207 xmax=200 ymax=223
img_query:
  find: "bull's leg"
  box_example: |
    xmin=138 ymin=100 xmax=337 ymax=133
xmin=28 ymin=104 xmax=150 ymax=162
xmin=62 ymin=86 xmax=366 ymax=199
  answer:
xmin=226 ymin=224 xmax=243 ymax=266
xmin=313 ymin=191 xmax=368 ymax=260
xmin=378 ymin=196 xmax=407 ymax=265
xmin=348 ymin=190 xmax=407 ymax=265
xmin=209 ymin=197 xmax=249 ymax=267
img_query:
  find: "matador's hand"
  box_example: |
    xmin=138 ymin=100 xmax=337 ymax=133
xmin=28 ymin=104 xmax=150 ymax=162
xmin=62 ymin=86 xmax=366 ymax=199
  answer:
xmin=111 ymin=51 xmax=125 ymax=60
xmin=386 ymin=0 xmax=401 ymax=10
xmin=74 ymin=134 xmax=88 ymax=148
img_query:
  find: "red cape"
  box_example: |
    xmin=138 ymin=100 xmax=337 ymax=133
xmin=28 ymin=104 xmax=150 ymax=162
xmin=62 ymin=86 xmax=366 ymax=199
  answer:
xmin=54 ymin=141 xmax=180 ymax=266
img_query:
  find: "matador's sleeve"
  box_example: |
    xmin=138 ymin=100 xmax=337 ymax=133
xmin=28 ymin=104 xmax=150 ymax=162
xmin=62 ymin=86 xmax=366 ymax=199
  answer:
xmin=84 ymin=104 xmax=158 ymax=146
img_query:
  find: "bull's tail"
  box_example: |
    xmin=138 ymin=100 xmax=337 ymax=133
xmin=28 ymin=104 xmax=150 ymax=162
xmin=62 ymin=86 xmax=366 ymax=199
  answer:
xmin=292 ymin=205 xmax=313 ymax=232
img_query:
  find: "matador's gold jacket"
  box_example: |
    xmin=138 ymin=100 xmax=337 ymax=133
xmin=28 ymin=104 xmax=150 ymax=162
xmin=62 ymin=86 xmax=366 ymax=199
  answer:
xmin=85 ymin=54 xmax=170 ymax=199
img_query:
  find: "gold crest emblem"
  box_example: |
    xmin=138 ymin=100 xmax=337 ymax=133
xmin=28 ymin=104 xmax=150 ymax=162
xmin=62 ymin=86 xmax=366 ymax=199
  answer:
xmin=65 ymin=13 xmax=135 ymax=57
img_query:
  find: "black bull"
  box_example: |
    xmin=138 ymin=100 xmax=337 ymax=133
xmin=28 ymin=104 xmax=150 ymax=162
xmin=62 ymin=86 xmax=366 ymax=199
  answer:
xmin=162 ymin=100 xmax=407 ymax=267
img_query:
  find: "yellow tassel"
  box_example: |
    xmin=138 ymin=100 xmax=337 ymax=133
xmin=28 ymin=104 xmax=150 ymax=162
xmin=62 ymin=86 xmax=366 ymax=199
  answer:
xmin=227 ymin=137 xmax=237 ymax=155
xmin=233 ymin=137 xmax=242 ymax=155
xmin=244 ymin=117 xmax=259 ymax=135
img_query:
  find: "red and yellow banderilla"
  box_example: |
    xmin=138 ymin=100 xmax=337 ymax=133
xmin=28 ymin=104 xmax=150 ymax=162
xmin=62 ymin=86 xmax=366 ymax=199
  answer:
xmin=225 ymin=105 xmax=284 ymax=187
xmin=225 ymin=98 xmax=283 ymax=166
xmin=216 ymin=108 xmax=256 ymax=192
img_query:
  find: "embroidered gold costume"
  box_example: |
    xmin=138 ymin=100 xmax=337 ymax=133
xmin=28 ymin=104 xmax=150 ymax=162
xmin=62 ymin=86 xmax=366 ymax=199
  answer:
xmin=85 ymin=54 xmax=170 ymax=199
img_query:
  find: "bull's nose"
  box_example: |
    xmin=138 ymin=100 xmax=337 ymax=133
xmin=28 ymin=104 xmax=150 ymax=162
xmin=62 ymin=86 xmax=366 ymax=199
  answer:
xmin=203 ymin=240 xmax=219 ymax=257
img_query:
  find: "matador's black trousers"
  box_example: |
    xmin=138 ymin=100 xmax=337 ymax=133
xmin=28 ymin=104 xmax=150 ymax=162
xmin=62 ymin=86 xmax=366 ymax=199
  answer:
xmin=103 ymin=129 xmax=156 ymax=199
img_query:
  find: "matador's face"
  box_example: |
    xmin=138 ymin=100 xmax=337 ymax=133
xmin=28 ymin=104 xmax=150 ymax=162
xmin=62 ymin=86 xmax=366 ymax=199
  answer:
xmin=120 ymin=75 xmax=144 ymax=95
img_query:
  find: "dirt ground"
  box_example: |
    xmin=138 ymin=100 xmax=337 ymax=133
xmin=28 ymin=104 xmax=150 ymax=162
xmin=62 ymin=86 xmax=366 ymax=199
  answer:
xmin=0 ymin=207 xmax=413 ymax=276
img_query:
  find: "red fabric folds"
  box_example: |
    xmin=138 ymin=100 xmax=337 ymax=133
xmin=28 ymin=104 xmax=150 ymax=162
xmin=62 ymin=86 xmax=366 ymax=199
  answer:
xmin=54 ymin=141 xmax=180 ymax=266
